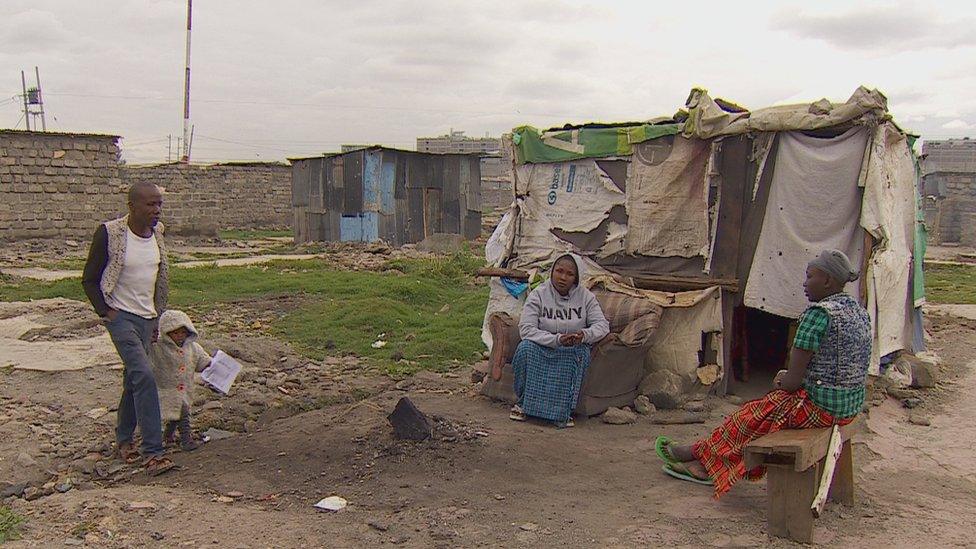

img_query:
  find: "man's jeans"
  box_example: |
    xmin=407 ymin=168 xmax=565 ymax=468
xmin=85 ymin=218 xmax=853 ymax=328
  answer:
xmin=105 ymin=311 xmax=164 ymax=458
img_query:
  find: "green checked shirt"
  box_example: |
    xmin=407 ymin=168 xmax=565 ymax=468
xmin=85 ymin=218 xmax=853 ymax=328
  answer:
xmin=793 ymin=298 xmax=869 ymax=419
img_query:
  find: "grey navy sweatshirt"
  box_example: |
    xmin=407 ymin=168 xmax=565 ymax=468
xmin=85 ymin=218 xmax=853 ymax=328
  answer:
xmin=518 ymin=254 xmax=610 ymax=348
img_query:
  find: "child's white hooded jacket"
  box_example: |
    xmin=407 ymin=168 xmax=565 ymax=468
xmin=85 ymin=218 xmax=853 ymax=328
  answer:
xmin=150 ymin=310 xmax=212 ymax=422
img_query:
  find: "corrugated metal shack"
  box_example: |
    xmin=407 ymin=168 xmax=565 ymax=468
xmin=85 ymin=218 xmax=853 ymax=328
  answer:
xmin=290 ymin=146 xmax=482 ymax=245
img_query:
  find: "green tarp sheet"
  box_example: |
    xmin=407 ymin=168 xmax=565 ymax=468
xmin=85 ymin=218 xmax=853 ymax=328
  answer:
xmin=512 ymin=123 xmax=682 ymax=164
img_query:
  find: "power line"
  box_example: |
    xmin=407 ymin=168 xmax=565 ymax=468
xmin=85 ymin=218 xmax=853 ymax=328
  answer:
xmin=194 ymin=133 xmax=418 ymax=146
xmin=43 ymin=92 xmax=608 ymax=120
xmin=194 ymin=133 xmax=298 ymax=154
xmin=123 ymin=137 xmax=170 ymax=147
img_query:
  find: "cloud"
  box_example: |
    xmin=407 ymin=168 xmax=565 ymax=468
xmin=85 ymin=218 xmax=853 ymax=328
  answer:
xmin=771 ymin=8 xmax=976 ymax=51
xmin=2 ymin=1 xmax=975 ymax=163
xmin=942 ymin=119 xmax=975 ymax=131
xmin=0 ymin=9 xmax=71 ymax=53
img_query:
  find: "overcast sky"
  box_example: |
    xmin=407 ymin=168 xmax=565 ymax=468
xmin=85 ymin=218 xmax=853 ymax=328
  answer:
xmin=1 ymin=0 xmax=974 ymax=164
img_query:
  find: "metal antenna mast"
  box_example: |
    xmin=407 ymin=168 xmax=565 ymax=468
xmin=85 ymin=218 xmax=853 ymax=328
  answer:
xmin=34 ymin=67 xmax=46 ymax=131
xmin=180 ymin=0 xmax=193 ymax=162
xmin=20 ymin=67 xmax=47 ymax=131
xmin=20 ymin=71 xmax=30 ymax=131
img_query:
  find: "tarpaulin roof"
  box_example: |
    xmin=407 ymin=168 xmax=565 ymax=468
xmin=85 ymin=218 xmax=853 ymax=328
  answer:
xmin=513 ymin=86 xmax=892 ymax=164
xmin=512 ymin=123 xmax=682 ymax=164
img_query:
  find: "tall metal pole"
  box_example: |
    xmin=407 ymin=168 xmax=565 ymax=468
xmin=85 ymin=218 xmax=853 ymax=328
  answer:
xmin=20 ymin=71 xmax=30 ymax=131
xmin=34 ymin=67 xmax=46 ymax=131
xmin=181 ymin=0 xmax=192 ymax=162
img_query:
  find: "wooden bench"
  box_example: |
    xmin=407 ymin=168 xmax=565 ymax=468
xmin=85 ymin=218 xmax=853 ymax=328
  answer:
xmin=743 ymin=416 xmax=864 ymax=543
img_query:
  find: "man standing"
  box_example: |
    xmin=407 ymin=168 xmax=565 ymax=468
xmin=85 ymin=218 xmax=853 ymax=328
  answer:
xmin=82 ymin=182 xmax=175 ymax=476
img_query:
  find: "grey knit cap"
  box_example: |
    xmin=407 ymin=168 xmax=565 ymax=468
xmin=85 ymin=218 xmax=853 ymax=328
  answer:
xmin=808 ymin=249 xmax=858 ymax=284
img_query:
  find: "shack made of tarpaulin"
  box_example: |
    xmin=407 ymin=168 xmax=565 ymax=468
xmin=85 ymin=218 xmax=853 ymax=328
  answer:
xmin=291 ymin=146 xmax=482 ymax=246
xmin=484 ymin=86 xmax=924 ymax=398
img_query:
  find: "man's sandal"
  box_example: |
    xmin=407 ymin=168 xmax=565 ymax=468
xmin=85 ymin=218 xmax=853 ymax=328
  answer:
xmin=144 ymin=456 xmax=176 ymax=477
xmin=116 ymin=442 xmax=141 ymax=464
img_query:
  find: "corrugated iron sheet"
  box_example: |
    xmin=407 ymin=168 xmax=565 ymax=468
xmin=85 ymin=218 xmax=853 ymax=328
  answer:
xmin=291 ymin=147 xmax=482 ymax=246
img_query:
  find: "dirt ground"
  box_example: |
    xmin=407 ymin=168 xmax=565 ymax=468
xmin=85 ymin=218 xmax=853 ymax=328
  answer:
xmin=2 ymin=243 xmax=976 ymax=547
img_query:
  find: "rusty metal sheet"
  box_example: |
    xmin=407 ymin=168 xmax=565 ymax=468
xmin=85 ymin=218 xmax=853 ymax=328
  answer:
xmin=443 ymin=156 xmax=460 ymax=203
xmin=323 ymin=156 xmax=343 ymax=213
xmin=343 ymin=150 xmax=363 ymax=215
xmin=463 ymin=210 xmax=481 ymax=240
xmin=291 ymin=160 xmax=310 ymax=207
xmin=395 ymin=196 xmax=408 ymax=244
xmin=407 ymin=187 xmax=425 ymax=241
xmin=395 ymin=154 xmax=407 ymax=199
xmin=293 ymin=206 xmax=308 ymax=241
xmin=404 ymin=153 xmax=430 ymax=190
xmin=307 ymin=158 xmax=323 ymax=211
xmin=464 ymin=157 xmax=482 ymax=212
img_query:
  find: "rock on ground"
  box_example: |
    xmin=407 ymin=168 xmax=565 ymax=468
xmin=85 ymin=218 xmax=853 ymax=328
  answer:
xmin=907 ymin=355 xmax=940 ymax=389
xmin=387 ymin=397 xmax=432 ymax=441
xmin=638 ymin=370 xmax=685 ymax=410
xmin=602 ymin=407 xmax=638 ymax=425
xmin=633 ymin=395 xmax=655 ymax=415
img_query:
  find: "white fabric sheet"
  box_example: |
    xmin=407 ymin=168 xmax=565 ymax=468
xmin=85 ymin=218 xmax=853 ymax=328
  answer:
xmin=744 ymin=127 xmax=869 ymax=318
xmin=860 ymin=122 xmax=917 ymax=372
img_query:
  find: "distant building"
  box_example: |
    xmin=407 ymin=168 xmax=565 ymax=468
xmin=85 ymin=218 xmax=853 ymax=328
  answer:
xmin=417 ymin=130 xmax=500 ymax=155
xmin=340 ymin=144 xmax=369 ymax=153
xmin=922 ymin=138 xmax=976 ymax=175
xmin=415 ymin=130 xmax=513 ymax=209
xmin=921 ymin=138 xmax=976 ymax=245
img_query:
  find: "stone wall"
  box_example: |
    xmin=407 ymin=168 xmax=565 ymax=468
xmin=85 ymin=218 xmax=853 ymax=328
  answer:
xmin=124 ymin=162 xmax=291 ymax=236
xmin=0 ymin=130 xmax=292 ymax=240
xmin=922 ymin=171 xmax=976 ymax=245
xmin=482 ymin=178 xmax=513 ymax=210
xmin=0 ymin=130 xmax=124 ymax=240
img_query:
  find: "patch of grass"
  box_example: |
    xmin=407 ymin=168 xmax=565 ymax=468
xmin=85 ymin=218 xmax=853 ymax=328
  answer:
xmin=47 ymin=258 xmax=88 ymax=270
xmin=0 ymin=275 xmax=86 ymax=303
xmin=350 ymin=388 xmax=372 ymax=401
xmin=386 ymin=250 xmax=484 ymax=280
xmin=0 ymin=506 xmax=24 ymax=543
xmin=69 ymin=520 xmax=97 ymax=539
xmin=925 ymin=263 xmax=976 ymax=304
xmin=185 ymin=251 xmax=253 ymax=261
xmin=219 ymin=229 xmax=293 ymax=241
xmin=0 ymin=253 xmax=489 ymax=376
xmin=271 ymin=254 xmax=488 ymax=375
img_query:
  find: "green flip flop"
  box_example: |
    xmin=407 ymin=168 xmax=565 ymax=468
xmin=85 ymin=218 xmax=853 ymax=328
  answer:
xmin=655 ymin=436 xmax=680 ymax=465
xmin=662 ymin=463 xmax=714 ymax=486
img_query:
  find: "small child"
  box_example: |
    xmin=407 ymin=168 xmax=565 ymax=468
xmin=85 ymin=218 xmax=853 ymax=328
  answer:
xmin=150 ymin=309 xmax=212 ymax=451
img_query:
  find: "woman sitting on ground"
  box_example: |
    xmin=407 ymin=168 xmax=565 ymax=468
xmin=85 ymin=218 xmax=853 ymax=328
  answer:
xmin=509 ymin=253 xmax=610 ymax=428
xmin=656 ymin=249 xmax=871 ymax=497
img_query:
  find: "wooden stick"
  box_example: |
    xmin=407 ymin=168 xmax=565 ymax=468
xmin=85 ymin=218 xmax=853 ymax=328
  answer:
xmin=631 ymin=275 xmax=739 ymax=292
xmin=474 ymin=267 xmax=529 ymax=280
xmin=811 ymin=425 xmax=843 ymax=518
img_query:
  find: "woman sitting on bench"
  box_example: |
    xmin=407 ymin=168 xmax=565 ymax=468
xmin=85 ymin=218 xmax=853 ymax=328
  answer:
xmin=509 ymin=253 xmax=609 ymax=428
xmin=656 ymin=249 xmax=871 ymax=497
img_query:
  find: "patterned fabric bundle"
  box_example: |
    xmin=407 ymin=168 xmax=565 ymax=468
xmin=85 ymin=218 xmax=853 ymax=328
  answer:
xmin=692 ymin=389 xmax=851 ymax=498
xmin=590 ymin=288 xmax=663 ymax=347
